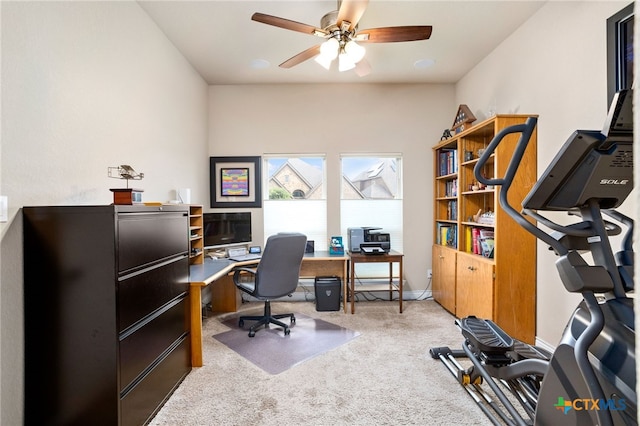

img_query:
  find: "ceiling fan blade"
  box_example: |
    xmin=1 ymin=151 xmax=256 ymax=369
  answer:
xmin=279 ymin=45 xmax=322 ymax=69
xmin=354 ymin=59 xmax=371 ymax=77
xmin=336 ymin=0 xmax=369 ymax=32
xmin=356 ymin=26 xmax=433 ymax=43
xmin=252 ymin=12 xmax=328 ymax=37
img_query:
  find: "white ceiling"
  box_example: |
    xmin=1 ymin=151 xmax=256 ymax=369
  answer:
xmin=138 ymin=1 xmax=546 ymax=85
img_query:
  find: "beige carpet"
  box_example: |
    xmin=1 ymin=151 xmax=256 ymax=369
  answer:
xmin=150 ymin=300 xmax=494 ymax=426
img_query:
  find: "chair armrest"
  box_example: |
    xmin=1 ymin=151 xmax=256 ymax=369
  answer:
xmin=233 ymin=267 xmax=257 ymax=285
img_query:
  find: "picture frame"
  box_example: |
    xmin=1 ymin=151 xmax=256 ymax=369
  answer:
xmin=210 ymin=156 xmax=262 ymax=208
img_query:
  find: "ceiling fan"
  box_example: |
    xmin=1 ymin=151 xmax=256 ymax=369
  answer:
xmin=251 ymin=0 xmax=432 ymax=76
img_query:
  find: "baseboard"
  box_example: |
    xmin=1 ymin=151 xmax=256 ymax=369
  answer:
xmin=534 ymin=336 xmax=556 ymax=353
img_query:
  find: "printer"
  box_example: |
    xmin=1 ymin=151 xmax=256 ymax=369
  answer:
xmin=347 ymin=227 xmax=391 ymax=254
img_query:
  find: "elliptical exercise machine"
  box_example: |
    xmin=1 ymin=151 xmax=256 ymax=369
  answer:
xmin=430 ymin=89 xmax=636 ymax=426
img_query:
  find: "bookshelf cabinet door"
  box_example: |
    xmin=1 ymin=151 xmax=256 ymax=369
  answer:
xmin=455 ymin=253 xmax=494 ymax=319
xmin=432 ymin=244 xmax=456 ymax=314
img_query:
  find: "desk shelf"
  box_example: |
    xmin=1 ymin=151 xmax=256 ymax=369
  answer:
xmin=189 ymin=205 xmax=204 ymax=265
xmin=351 ymin=284 xmax=401 ymax=293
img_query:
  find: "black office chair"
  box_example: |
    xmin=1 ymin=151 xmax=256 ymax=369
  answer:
xmin=233 ymin=233 xmax=307 ymax=337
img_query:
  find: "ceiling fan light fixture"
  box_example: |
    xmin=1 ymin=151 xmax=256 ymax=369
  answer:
xmin=338 ymin=51 xmax=356 ymax=72
xmin=319 ymin=37 xmax=339 ymax=59
xmin=314 ymin=53 xmax=334 ymax=70
xmin=344 ymin=40 xmax=365 ymax=63
xmin=315 ymin=37 xmax=340 ymax=70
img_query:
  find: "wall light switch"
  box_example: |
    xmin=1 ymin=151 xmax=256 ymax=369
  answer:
xmin=0 ymin=196 xmax=7 ymax=222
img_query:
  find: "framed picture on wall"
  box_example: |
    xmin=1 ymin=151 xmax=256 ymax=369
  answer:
xmin=220 ymin=167 xmax=249 ymax=196
xmin=210 ymin=156 xmax=262 ymax=208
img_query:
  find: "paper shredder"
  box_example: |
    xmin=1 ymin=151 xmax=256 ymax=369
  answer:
xmin=314 ymin=276 xmax=341 ymax=311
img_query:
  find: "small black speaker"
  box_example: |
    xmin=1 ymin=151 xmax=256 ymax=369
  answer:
xmin=314 ymin=276 xmax=341 ymax=311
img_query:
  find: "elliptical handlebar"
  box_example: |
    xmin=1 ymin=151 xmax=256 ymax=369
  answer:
xmin=603 ymin=209 xmax=634 ymax=253
xmin=472 ymin=117 xmax=564 ymax=253
xmin=474 ymin=117 xmax=538 ymax=189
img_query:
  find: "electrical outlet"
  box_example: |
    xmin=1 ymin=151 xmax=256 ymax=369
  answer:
xmin=427 ymin=269 xmax=432 ymax=279
xmin=0 ymin=196 xmax=7 ymax=222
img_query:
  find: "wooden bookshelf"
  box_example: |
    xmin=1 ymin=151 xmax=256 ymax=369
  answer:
xmin=432 ymin=114 xmax=538 ymax=344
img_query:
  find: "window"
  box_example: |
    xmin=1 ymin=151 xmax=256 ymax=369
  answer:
xmin=263 ymin=155 xmax=327 ymax=249
xmin=341 ymin=155 xmax=403 ymax=277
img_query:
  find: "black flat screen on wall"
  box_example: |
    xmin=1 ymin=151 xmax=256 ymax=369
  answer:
xmin=607 ymin=3 xmax=634 ymax=106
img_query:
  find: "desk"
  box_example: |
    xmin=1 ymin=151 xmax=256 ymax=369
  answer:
xmin=189 ymin=252 xmax=348 ymax=367
xmin=348 ymin=250 xmax=404 ymax=314
xmin=298 ymin=251 xmax=349 ymax=313
xmin=189 ymin=258 xmax=240 ymax=367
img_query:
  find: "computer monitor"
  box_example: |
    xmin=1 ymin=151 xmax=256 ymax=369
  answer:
xmin=522 ymin=89 xmax=633 ymax=211
xmin=203 ymin=212 xmax=252 ymax=248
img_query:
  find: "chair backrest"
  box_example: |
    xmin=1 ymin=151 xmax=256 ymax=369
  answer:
xmin=253 ymin=232 xmax=307 ymax=299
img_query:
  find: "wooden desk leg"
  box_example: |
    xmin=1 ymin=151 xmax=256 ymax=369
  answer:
xmin=343 ymin=258 xmax=348 ymax=314
xmin=399 ymin=258 xmax=403 ymax=314
xmin=190 ymin=285 xmax=204 ymax=367
xmin=350 ymin=258 xmax=355 ymax=314
xmin=388 ymin=262 xmax=393 ymax=301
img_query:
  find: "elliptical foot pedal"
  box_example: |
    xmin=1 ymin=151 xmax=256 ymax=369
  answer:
xmin=457 ymin=316 xmax=514 ymax=354
xmin=510 ymin=339 xmax=551 ymax=362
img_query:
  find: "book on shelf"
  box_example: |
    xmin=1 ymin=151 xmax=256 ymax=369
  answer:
xmin=479 ymin=229 xmax=495 ymax=258
xmin=467 ymin=227 xmax=495 ymax=257
xmin=437 ymin=223 xmax=457 ymax=247
xmin=472 ymin=227 xmax=480 ymax=254
xmin=447 ymin=200 xmax=457 ymax=220
xmin=445 ymin=179 xmax=458 ymax=197
xmin=438 ymin=149 xmax=458 ymax=176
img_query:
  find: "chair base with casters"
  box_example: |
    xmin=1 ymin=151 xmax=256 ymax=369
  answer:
xmin=232 ymin=232 xmax=308 ymax=338
xmin=238 ymin=300 xmax=296 ymax=337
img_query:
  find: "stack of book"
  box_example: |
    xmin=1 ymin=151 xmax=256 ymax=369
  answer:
xmin=438 ymin=149 xmax=458 ymax=176
xmin=446 ymin=200 xmax=457 ymax=220
xmin=465 ymin=227 xmax=494 ymax=257
xmin=437 ymin=224 xmax=457 ymax=247
xmin=444 ymin=178 xmax=458 ymax=197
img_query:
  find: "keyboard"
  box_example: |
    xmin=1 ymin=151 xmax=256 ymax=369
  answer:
xmin=229 ymin=253 xmax=262 ymax=262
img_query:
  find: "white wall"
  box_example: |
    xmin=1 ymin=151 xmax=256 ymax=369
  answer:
xmin=209 ymin=84 xmax=455 ymax=295
xmin=0 ymin=2 xmax=209 ymax=424
xmin=455 ymin=1 xmax=633 ymax=346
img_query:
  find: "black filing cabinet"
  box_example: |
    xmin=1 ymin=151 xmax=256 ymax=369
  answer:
xmin=23 ymin=205 xmax=191 ymax=426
